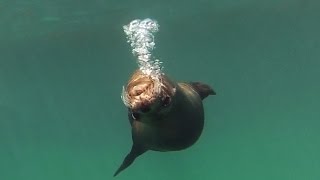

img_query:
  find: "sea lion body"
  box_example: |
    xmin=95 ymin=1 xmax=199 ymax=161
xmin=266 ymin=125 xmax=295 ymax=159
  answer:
xmin=131 ymin=82 xmax=204 ymax=152
xmin=114 ymin=70 xmax=215 ymax=176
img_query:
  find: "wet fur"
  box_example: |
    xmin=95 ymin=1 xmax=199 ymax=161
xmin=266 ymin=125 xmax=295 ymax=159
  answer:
xmin=114 ymin=71 xmax=215 ymax=176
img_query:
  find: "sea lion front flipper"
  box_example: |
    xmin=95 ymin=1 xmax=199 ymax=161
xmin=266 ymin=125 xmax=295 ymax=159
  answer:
xmin=189 ymin=82 xmax=216 ymax=100
xmin=113 ymin=144 xmax=147 ymax=177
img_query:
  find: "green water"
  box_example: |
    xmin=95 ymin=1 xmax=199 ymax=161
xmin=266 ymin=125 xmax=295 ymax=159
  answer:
xmin=1 ymin=0 xmax=320 ymax=179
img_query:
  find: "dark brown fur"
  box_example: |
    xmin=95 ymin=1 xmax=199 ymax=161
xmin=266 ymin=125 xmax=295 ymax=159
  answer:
xmin=114 ymin=72 xmax=215 ymax=177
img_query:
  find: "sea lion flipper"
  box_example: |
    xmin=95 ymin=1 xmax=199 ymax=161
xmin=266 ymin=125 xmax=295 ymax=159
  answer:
xmin=113 ymin=144 xmax=147 ymax=177
xmin=189 ymin=82 xmax=216 ymax=100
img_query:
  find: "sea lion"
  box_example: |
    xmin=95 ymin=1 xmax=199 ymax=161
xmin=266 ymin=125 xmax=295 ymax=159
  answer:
xmin=114 ymin=70 xmax=215 ymax=176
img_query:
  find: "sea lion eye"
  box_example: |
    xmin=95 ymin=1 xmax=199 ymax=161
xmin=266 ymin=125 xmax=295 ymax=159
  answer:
xmin=132 ymin=112 xmax=140 ymax=120
xmin=162 ymin=96 xmax=171 ymax=107
xmin=140 ymin=106 xmax=150 ymax=113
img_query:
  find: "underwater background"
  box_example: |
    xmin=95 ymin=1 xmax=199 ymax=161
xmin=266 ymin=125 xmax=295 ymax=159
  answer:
xmin=1 ymin=0 xmax=320 ymax=179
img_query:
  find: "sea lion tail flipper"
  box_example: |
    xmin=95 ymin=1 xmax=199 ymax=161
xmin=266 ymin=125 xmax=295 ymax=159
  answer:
xmin=113 ymin=144 xmax=147 ymax=177
xmin=189 ymin=82 xmax=216 ymax=100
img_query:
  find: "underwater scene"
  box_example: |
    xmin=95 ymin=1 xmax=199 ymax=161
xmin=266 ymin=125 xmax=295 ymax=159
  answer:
xmin=1 ymin=0 xmax=320 ymax=179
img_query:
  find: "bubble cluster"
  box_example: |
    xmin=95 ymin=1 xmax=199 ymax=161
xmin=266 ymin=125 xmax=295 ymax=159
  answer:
xmin=123 ymin=18 xmax=163 ymax=79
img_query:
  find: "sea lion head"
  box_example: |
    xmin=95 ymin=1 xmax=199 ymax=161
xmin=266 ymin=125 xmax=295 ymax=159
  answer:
xmin=121 ymin=70 xmax=176 ymax=119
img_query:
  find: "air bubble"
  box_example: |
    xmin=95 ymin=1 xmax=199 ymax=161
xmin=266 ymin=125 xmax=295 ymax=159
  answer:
xmin=123 ymin=18 xmax=163 ymax=80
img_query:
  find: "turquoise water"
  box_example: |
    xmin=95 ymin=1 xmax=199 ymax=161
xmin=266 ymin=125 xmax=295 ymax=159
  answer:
xmin=1 ymin=0 xmax=320 ymax=179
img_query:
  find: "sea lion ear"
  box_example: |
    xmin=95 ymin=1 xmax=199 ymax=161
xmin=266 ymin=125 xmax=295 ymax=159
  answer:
xmin=189 ymin=82 xmax=216 ymax=100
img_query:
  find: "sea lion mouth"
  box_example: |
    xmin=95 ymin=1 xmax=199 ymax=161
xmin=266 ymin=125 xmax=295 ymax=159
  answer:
xmin=121 ymin=70 xmax=176 ymax=113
